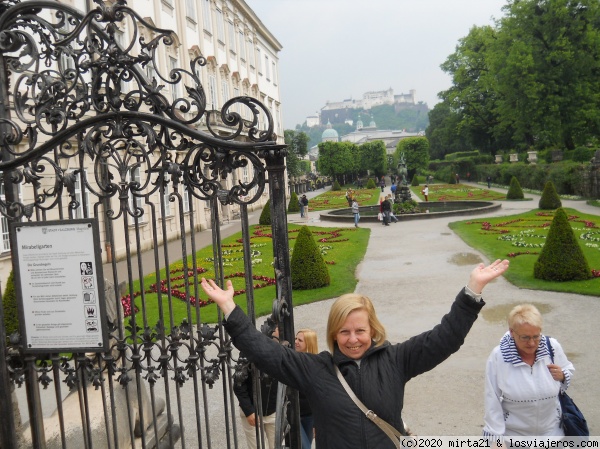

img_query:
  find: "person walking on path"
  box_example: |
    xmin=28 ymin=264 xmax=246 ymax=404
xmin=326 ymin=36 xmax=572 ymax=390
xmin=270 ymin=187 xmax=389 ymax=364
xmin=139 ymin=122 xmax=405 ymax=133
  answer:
xmin=299 ymin=195 xmax=309 ymax=218
xmin=422 ymin=184 xmax=429 ymax=202
xmin=487 ymin=176 xmax=492 ymax=189
xmin=385 ymin=195 xmax=398 ymax=223
xmin=381 ymin=197 xmax=392 ymax=226
xmin=483 ymin=304 xmax=575 ymax=438
xmin=351 ymin=199 xmax=360 ymax=227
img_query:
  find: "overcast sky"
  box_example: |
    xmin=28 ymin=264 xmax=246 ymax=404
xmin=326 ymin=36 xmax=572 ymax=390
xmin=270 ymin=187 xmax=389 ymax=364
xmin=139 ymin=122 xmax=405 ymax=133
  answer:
xmin=245 ymin=0 xmax=507 ymax=129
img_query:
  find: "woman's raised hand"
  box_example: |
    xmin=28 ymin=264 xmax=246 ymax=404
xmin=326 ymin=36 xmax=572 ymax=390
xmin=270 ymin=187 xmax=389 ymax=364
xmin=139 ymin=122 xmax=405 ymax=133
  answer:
xmin=467 ymin=259 xmax=510 ymax=294
xmin=201 ymin=278 xmax=236 ymax=315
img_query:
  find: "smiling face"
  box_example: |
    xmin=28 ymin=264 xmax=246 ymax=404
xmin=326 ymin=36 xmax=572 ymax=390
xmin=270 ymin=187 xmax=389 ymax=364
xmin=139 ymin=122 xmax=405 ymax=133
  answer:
xmin=335 ymin=309 xmax=373 ymax=360
xmin=295 ymin=332 xmax=307 ymax=352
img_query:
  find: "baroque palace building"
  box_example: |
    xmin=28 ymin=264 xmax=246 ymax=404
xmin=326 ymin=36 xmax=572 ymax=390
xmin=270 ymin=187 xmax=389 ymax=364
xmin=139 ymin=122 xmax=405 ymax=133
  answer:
xmin=0 ymin=0 xmax=283 ymax=285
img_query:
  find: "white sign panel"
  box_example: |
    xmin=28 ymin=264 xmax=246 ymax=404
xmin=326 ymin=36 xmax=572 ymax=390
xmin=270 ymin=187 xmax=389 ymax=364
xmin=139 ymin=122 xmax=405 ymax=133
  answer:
xmin=12 ymin=220 xmax=107 ymax=352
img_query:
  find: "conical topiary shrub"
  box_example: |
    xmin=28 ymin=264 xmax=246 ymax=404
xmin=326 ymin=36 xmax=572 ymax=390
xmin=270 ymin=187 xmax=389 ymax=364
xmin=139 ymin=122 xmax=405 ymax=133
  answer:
xmin=365 ymin=178 xmax=376 ymax=189
xmin=259 ymin=199 xmax=271 ymax=225
xmin=538 ymin=181 xmax=562 ymax=210
xmin=288 ymin=192 xmax=300 ymax=213
xmin=332 ymin=180 xmax=341 ymax=191
xmin=534 ymin=208 xmax=592 ymax=281
xmin=290 ymin=226 xmax=330 ymax=290
xmin=411 ymin=176 xmax=419 ymax=186
xmin=2 ymin=271 xmax=19 ymax=337
xmin=506 ymin=176 xmax=524 ymax=200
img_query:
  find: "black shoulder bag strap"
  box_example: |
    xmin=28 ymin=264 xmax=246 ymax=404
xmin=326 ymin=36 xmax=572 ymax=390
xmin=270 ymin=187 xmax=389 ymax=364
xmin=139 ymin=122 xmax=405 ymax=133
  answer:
xmin=546 ymin=336 xmax=555 ymax=362
xmin=334 ymin=365 xmax=411 ymax=448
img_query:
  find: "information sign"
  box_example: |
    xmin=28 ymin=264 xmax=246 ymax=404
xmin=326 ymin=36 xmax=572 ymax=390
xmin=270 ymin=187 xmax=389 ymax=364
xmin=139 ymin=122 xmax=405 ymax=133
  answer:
xmin=10 ymin=219 xmax=108 ymax=353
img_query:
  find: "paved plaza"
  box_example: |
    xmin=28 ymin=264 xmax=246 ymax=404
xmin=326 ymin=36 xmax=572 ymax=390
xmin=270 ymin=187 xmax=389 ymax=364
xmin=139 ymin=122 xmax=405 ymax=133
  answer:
xmin=285 ymin=183 xmax=599 ymax=436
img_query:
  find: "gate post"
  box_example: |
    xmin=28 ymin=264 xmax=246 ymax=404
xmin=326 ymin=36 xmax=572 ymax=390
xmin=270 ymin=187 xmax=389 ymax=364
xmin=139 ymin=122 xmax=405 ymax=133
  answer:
xmin=264 ymin=150 xmax=301 ymax=449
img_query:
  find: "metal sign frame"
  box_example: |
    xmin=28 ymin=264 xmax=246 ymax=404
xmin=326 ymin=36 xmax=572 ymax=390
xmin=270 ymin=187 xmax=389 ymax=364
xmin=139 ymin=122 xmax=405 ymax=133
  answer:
xmin=10 ymin=219 xmax=108 ymax=354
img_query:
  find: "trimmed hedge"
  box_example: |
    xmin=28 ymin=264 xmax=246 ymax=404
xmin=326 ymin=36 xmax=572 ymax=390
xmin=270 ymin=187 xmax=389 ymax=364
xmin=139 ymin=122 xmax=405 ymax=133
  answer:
xmin=290 ymin=226 xmax=330 ymax=290
xmin=533 ymin=208 xmax=592 ymax=281
xmin=506 ymin=176 xmax=524 ymax=200
xmin=365 ymin=178 xmax=376 ymax=189
xmin=332 ymin=180 xmax=342 ymax=191
xmin=288 ymin=192 xmax=300 ymax=213
xmin=259 ymin=199 xmax=271 ymax=225
xmin=538 ymin=181 xmax=562 ymax=210
xmin=411 ymin=176 xmax=419 ymax=186
xmin=459 ymin=161 xmax=586 ymax=196
xmin=2 ymin=271 xmax=19 ymax=337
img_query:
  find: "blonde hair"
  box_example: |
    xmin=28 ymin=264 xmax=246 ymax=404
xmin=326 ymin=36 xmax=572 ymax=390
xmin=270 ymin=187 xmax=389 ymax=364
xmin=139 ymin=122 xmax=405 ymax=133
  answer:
xmin=508 ymin=304 xmax=543 ymax=330
xmin=326 ymin=294 xmax=387 ymax=352
xmin=296 ymin=328 xmax=319 ymax=354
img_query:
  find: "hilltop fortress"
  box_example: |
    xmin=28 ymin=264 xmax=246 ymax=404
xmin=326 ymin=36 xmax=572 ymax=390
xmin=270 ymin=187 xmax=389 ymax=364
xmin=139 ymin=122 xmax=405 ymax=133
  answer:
xmin=308 ymin=88 xmax=424 ymax=126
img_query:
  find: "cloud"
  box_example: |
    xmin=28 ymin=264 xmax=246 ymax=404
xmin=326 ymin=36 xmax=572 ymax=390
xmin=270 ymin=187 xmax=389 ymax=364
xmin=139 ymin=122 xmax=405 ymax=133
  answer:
xmin=247 ymin=0 xmax=506 ymax=128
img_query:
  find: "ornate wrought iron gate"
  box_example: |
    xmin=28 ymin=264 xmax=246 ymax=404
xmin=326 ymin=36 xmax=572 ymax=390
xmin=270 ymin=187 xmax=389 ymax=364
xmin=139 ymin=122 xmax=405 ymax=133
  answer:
xmin=0 ymin=1 xmax=299 ymax=448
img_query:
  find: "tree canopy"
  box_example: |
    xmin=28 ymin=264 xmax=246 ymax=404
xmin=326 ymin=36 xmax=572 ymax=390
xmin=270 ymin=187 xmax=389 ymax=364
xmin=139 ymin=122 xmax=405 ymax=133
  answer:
xmin=395 ymin=137 xmax=430 ymax=179
xmin=284 ymin=130 xmax=310 ymax=178
xmin=427 ymin=0 xmax=600 ymax=156
xmin=317 ymin=140 xmax=389 ymax=182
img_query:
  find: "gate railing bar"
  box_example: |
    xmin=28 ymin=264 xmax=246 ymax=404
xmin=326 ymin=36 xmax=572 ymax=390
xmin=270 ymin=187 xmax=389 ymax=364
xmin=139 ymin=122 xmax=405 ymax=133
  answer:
xmin=120 ymin=193 xmax=141 ymax=449
xmin=158 ymin=177 xmax=183 ymax=449
xmin=185 ymin=193 xmax=210 ymax=449
xmin=264 ymin=155 xmax=300 ymax=449
xmin=50 ymin=355 xmax=68 ymax=449
xmin=149 ymin=196 xmax=178 ymax=449
xmin=211 ymin=197 xmax=238 ymax=449
xmin=239 ymin=201 xmax=269 ymax=449
xmin=103 ymin=196 xmax=126 ymax=449
xmin=75 ymin=355 xmax=93 ymax=449
xmin=24 ymin=353 xmax=47 ymax=449
xmin=98 ymin=356 xmax=114 ymax=449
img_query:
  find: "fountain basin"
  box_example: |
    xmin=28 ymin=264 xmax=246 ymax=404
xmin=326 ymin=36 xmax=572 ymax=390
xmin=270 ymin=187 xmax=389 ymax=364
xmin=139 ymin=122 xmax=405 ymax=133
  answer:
xmin=320 ymin=201 xmax=501 ymax=222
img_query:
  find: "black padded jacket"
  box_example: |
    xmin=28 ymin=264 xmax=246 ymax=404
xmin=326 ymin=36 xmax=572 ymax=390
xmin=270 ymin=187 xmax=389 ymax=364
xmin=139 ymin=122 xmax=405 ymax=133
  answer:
xmin=223 ymin=289 xmax=484 ymax=449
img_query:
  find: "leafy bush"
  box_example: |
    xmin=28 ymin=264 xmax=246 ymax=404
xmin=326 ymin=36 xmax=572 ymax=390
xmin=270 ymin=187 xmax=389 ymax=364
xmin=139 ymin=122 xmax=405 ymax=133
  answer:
xmin=259 ymin=199 xmax=271 ymax=225
xmin=533 ymin=208 xmax=592 ymax=281
xmin=538 ymin=181 xmax=562 ymax=210
xmin=445 ymin=151 xmax=479 ymax=160
xmin=365 ymin=178 xmax=376 ymax=189
xmin=411 ymin=175 xmax=419 ymax=186
xmin=2 ymin=271 xmax=19 ymax=337
xmin=290 ymin=226 xmax=330 ymax=289
xmin=332 ymin=180 xmax=341 ymax=191
xmin=395 ymin=199 xmax=419 ymax=214
xmin=288 ymin=192 xmax=300 ymax=213
xmin=506 ymin=176 xmax=524 ymax=200
xmin=572 ymin=147 xmax=594 ymax=163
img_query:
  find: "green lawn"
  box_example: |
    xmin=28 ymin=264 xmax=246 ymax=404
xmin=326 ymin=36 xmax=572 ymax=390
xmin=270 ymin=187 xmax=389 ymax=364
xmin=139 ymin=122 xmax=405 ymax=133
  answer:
xmin=308 ymin=187 xmax=380 ymax=211
xmin=411 ymin=183 xmax=510 ymax=202
xmin=449 ymin=208 xmax=600 ymax=296
xmin=124 ymin=224 xmax=371 ymax=327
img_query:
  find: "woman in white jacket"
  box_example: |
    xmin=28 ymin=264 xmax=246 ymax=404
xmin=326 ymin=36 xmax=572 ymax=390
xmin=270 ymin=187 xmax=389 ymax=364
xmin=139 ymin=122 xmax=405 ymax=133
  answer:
xmin=483 ymin=304 xmax=574 ymax=438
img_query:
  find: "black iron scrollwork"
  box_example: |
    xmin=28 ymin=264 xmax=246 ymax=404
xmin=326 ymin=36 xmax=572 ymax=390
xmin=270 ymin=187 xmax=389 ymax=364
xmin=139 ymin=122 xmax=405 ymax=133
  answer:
xmin=0 ymin=0 xmax=284 ymax=223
